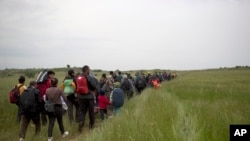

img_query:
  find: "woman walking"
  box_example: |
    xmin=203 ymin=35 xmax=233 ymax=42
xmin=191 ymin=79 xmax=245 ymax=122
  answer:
xmin=45 ymin=78 xmax=68 ymax=141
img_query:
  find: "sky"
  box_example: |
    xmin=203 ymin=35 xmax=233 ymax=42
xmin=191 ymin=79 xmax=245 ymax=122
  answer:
xmin=0 ymin=0 xmax=249 ymax=71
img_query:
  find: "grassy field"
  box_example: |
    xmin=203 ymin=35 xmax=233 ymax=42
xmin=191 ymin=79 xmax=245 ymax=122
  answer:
xmin=0 ymin=69 xmax=249 ymax=141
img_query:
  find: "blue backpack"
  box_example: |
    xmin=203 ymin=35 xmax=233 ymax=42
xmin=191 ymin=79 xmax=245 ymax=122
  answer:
xmin=111 ymin=88 xmax=124 ymax=107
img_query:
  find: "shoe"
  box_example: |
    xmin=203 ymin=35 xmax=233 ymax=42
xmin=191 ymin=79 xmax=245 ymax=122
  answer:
xmin=48 ymin=137 xmax=53 ymax=141
xmin=19 ymin=138 xmax=24 ymax=141
xmin=62 ymin=131 xmax=69 ymax=138
xmin=78 ymin=122 xmax=83 ymax=133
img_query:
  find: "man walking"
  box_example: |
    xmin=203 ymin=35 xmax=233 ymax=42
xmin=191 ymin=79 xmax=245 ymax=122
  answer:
xmin=76 ymin=65 xmax=96 ymax=132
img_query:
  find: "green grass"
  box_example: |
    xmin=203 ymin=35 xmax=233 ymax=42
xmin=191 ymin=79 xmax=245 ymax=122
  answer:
xmin=0 ymin=69 xmax=250 ymax=141
xmin=83 ymin=69 xmax=250 ymax=141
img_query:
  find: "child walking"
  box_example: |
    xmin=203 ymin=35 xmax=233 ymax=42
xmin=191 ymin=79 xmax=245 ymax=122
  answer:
xmin=98 ymin=90 xmax=110 ymax=120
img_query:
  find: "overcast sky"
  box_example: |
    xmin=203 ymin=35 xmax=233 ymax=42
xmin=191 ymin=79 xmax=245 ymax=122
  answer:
xmin=0 ymin=0 xmax=249 ymax=70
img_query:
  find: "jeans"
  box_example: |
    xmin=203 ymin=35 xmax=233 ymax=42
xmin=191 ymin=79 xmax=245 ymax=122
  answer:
xmin=99 ymin=109 xmax=107 ymax=120
xmin=47 ymin=105 xmax=65 ymax=138
xmin=19 ymin=114 xmax=41 ymax=139
xmin=78 ymin=98 xmax=95 ymax=131
xmin=41 ymin=101 xmax=47 ymax=126
xmin=66 ymin=94 xmax=80 ymax=123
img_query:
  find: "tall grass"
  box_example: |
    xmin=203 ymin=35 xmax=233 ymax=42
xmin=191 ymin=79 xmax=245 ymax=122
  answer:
xmin=0 ymin=69 xmax=249 ymax=141
xmin=83 ymin=69 xmax=250 ymax=141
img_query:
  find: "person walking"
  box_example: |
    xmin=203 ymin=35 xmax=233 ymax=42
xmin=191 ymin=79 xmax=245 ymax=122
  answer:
xmin=76 ymin=65 xmax=97 ymax=132
xmin=37 ymin=70 xmax=55 ymax=126
xmin=62 ymin=70 xmax=80 ymax=124
xmin=45 ymin=78 xmax=68 ymax=141
xmin=19 ymin=81 xmax=42 ymax=141
xmin=110 ymin=82 xmax=124 ymax=116
xmin=15 ymin=75 xmax=27 ymax=123
xmin=98 ymin=90 xmax=110 ymax=120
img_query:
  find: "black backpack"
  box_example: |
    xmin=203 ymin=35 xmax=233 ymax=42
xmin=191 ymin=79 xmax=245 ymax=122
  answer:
xmin=19 ymin=88 xmax=37 ymax=114
xmin=137 ymin=79 xmax=145 ymax=88
xmin=121 ymin=78 xmax=131 ymax=91
xmin=36 ymin=69 xmax=48 ymax=84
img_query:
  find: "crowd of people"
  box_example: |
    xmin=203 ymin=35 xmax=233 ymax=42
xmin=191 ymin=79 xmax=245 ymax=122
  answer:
xmin=12 ymin=66 xmax=177 ymax=141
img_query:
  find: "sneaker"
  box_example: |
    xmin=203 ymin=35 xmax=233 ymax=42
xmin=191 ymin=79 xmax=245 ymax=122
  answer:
xmin=19 ymin=138 xmax=24 ymax=141
xmin=62 ymin=131 xmax=69 ymax=138
xmin=48 ymin=137 xmax=53 ymax=141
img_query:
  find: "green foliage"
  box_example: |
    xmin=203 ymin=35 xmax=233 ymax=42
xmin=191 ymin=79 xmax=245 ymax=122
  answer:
xmin=93 ymin=69 xmax=103 ymax=72
xmin=24 ymin=69 xmax=37 ymax=78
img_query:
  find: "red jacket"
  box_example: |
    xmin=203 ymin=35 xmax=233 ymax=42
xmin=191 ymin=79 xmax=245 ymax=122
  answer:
xmin=37 ymin=78 xmax=51 ymax=99
xmin=98 ymin=95 xmax=110 ymax=109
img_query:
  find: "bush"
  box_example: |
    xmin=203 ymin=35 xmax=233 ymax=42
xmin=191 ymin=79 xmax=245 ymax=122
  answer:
xmin=24 ymin=70 xmax=36 ymax=78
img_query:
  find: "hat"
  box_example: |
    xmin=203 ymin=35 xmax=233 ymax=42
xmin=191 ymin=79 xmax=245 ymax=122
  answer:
xmin=114 ymin=82 xmax=121 ymax=88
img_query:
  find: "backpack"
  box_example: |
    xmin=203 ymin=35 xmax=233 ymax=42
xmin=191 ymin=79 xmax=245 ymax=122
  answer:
xmin=121 ymin=78 xmax=131 ymax=91
xmin=76 ymin=75 xmax=89 ymax=94
xmin=36 ymin=69 xmax=48 ymax=84
xmin=9 ymin=85 xmax=23 ymax=104
xmin=111 ymin=88 xmax=124 ymax=107
xmin=136 ymin=78 xmax=145 ymax=89
xmin=19 ymin=88 xmax=37 ymax=113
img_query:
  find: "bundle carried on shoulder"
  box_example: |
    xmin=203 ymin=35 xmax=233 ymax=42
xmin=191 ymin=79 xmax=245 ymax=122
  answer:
xmin=36 ymin=69 xmax=48 ymax=84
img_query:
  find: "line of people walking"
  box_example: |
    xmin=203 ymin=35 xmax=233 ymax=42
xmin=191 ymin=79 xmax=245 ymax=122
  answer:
xmin=12 ymin=66 xmax=176 ymax=141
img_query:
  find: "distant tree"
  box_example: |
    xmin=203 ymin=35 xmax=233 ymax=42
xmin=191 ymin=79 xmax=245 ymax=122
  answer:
xmin=235 ymin=66 xmax=241 ymax=69
xmin=93 ymin=69 xmax=102 ymax=72
xmin=67 ymin=64 xmax=70 ymax=68
xmin=24 ymin=70 xmax=36 ymax=78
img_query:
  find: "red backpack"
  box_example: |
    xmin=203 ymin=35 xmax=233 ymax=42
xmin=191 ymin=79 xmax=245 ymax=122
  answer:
xmin=9 ymin=85 xmax=23 ymax=104
xmin=76 ymin=75 xmax=89 ymax=94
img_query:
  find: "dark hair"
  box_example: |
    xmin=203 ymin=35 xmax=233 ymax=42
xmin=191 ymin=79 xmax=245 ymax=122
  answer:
xmin=118 ymin=71 xmax=121 ymax=75
xmin=68 ymin=69 xmax=75 ymax=77
xmin=100 ymin=90 xmax=105 ymax=95
xmin=47 ymin=70 xmax=55 ymax=75
xmin=82 ymin=65 xmax=89 ymax=72
xmin=18 ymin=76 xmax=25 ymax=83
xmin=102 ymin=73 xmax=106 ymax=78
xmin=65 ymin=75 xmax=71 ymax=79
xmin=51 ymin=78 xmax=58 ymax=87
xmin=110 ymin=71 xmax=113 ymax=75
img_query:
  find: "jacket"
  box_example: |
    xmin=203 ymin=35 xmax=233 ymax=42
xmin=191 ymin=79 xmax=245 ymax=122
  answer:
xmin=98 ymin=95 xmax=110 ymax=109
xmin=45 ymin=87 xmax=67 ymax=105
